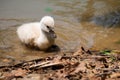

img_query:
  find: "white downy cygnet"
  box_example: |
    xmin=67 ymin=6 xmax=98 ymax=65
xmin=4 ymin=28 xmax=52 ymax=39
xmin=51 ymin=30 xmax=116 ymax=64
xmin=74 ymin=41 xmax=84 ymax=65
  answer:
xmin=17 ymin=16 xmax=57 ymax=50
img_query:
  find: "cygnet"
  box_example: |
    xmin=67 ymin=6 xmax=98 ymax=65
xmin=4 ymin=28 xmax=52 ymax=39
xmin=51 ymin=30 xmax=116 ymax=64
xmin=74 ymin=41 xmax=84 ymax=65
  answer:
xmin=17 ymin=16 xmax=57 ymax=50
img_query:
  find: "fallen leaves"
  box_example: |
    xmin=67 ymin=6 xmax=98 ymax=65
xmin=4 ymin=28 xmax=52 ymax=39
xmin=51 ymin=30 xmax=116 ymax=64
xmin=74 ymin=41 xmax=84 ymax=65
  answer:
xmin=3 ymin=68 xmax=27 ymax=80
xmin=0 ymin=47 xmax=120 ymax=80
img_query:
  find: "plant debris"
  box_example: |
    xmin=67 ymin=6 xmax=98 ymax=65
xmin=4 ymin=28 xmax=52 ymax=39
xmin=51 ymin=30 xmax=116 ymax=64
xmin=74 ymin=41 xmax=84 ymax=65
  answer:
xmin=0 ymin=47 xmax=120 ymax=80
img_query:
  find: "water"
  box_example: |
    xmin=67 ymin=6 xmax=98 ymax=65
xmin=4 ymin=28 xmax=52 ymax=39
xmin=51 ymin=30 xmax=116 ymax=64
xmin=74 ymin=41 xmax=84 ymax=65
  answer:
xmin=0 ymin=0 xmax=120 ymax=65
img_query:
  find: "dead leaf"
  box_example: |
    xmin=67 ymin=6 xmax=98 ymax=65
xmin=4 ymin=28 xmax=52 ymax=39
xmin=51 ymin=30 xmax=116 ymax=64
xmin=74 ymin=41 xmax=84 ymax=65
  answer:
xmin=11 ymin=68 xmax=27 ymax=77
xmin=111 ymin=73 xmax=120 ymax=78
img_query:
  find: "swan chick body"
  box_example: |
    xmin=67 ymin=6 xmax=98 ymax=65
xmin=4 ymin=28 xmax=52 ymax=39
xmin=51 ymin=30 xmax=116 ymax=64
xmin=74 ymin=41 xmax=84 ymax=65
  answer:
xmin=17 ymin=16 xmax=56 ymax=50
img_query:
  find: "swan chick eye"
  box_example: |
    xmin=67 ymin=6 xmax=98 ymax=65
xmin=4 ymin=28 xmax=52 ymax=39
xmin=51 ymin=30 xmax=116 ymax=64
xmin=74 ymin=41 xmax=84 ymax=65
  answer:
xmin=46 ymin=26 xmax=50 ymax=29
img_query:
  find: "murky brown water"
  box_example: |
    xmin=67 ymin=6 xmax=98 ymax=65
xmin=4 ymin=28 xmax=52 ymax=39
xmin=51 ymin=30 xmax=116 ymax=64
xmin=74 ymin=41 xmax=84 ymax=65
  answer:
xmin=0 ymin=0 xmax=120 ymax=65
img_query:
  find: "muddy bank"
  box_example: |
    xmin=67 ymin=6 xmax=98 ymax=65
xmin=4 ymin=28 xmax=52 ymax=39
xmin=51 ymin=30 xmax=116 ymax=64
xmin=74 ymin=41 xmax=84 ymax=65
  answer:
xmin=0 ymin=47 xmax=120 ymax=80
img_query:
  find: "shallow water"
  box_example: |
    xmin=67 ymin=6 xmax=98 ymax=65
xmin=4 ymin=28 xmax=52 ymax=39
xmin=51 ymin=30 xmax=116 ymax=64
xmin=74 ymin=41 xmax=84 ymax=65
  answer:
xmin=0 ymin=0 xmax=120 ymax=65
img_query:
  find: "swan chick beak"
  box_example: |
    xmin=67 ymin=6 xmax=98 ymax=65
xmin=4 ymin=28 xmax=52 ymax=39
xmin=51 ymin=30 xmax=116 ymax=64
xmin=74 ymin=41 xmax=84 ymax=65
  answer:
xmin=49 ymin=29 xmax=57 ymax=38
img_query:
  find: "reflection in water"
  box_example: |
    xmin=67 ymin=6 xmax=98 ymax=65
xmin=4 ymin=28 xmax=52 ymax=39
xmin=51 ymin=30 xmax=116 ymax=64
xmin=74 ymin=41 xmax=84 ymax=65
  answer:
xmin=50 ymin=0 xmax=120 ymax=49
xmin=92 ymin=10 xmax=120 ymax=27
xmin=0 ymin=0 xmax=120 ymax=65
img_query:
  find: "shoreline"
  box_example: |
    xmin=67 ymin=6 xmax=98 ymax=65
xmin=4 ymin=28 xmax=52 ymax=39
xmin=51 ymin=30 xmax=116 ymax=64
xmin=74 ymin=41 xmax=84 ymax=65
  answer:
xmin=0 ymin=47 xmax=120 ymax=80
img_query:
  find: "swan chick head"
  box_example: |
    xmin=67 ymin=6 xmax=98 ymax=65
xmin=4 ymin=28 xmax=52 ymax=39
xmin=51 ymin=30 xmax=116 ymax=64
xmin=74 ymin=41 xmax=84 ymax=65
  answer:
xmin=40 ymin=16 xmax=55 ymax=33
